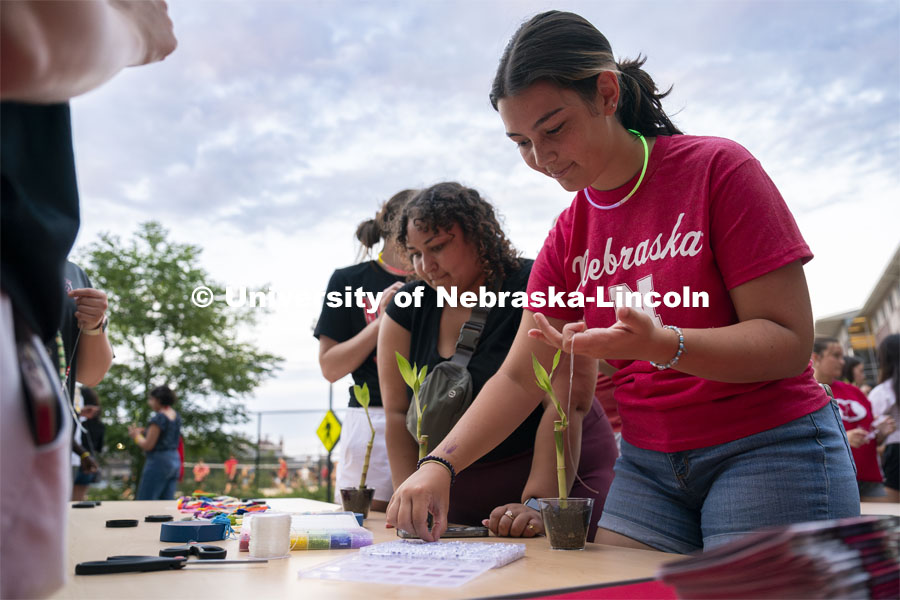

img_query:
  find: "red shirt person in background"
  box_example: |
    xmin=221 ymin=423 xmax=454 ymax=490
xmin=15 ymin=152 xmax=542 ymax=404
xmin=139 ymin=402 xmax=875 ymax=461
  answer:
xmin=193 ymin=459 xmax=210 ymax=484
xmin=812 ymin=338 xmax=896 ymax=502
xmin=223 ymin=455 xmax=238 ymax=494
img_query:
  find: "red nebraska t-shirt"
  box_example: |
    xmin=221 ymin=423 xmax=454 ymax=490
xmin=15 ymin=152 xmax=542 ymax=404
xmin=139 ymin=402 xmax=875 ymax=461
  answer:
xmin=831 ymin=380 xmax=882 ymax=483
xmin=528 ymin=135 xmax=827 ymax=452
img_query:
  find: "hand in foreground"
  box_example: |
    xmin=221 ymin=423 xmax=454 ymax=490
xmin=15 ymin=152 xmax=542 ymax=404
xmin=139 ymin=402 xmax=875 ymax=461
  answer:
xmin=529 ymin=308 xmax=670 ymax=362
xmin=385 ymin=462 xmax=451 ymax=542
xmin=482 ymin=503 xmax=543 ymax=538
xmin=111 ymin=0 xmax=177 ymax=65
xmin=127 ymin=424 xmax=143 ymax=438
xmin=69 ymin=288 xmax=108 ymax=330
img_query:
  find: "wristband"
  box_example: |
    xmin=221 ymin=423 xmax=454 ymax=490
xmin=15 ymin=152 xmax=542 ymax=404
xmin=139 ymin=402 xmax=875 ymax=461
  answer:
xmin=80 ymin=451 xmax=91 ymax=460
xmin=82 ymin=316 xmax=108 ymax=336
xmin=649 ymin=325 xmax=684 ymax=370
xmin=416 ymin=455 xmax=456 ymax=485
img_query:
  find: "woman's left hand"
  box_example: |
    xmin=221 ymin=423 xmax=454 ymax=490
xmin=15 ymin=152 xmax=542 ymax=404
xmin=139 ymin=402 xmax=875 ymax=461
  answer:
xmin=482 ymin=503 xmax=543 ymax=537
xmin=529 ymin=307 xmax=672 ymax=363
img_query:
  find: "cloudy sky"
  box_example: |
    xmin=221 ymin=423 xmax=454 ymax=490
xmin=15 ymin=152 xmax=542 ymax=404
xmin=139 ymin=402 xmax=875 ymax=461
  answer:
xmin=68 ymin=0 xmax=900 ymax=456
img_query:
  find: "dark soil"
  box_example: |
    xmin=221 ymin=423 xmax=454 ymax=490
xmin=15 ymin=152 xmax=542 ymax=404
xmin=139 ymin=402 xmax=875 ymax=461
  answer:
xmin=543 ymin=501 xmax=591 ymax=550
xmin=339 ymin=487 xmax=374 ymax=519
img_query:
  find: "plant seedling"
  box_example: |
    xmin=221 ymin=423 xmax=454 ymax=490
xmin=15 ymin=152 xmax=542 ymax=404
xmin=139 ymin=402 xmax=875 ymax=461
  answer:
xmin=354 ymin=383 xmax=375 ymax=490
xmin=533 ymin=349 xmax=567 ymax=501
xmin=395 ymin=351 xmax=429 ymax=459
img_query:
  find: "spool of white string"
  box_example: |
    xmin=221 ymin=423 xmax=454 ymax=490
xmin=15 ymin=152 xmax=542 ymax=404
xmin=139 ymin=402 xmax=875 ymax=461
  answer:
xmin=249 ymin=512 xmax=291 ymax=559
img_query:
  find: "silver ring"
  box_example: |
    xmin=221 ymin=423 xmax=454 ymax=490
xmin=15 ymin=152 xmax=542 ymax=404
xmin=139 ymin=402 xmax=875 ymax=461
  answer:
xmin=503 ymin=510 xmax=514 ymax=520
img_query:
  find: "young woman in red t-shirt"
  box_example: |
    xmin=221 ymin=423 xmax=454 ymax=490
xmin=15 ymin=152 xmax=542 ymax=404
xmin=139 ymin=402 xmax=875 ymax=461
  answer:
xmin=386 ymin=10 xmax=858 ymax=553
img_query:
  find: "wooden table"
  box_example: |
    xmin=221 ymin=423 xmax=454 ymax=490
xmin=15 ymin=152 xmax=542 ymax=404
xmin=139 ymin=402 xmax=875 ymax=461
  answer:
xmin=50 ymin=499 xmax=678 ymax=599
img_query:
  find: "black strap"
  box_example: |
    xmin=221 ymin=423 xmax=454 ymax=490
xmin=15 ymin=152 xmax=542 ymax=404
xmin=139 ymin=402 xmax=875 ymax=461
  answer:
xmin=449 ymin=306 xmax=490 ymax=367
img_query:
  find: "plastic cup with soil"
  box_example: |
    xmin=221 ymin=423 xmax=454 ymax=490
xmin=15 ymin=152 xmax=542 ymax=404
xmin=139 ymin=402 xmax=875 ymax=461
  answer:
xmin=539 ymin=497 xmax=594 ymax=550
xmin=340 ymin=487 xmax=374 ymax=519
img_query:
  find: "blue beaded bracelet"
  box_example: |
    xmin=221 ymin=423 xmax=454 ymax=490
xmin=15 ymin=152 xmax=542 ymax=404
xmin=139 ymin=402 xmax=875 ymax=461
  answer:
xmin=649 ymin=325 xmax=684 ymax=370
xmin=416 ymin=455 xmax=456 ymax=485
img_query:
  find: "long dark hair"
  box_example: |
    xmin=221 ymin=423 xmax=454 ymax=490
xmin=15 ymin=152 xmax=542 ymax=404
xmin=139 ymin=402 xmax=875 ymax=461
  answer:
xmin=841 ymin=355 xmax=862 ymax=385
xmin=490 ymin=10 xmax=682 ymax=137
xmin=355 ymin=189 xmax=417 ymax=260
xmin=877 ymin=333 xmax=899 ymax=403
xmin=397 ymin=182 xmax=519 ymax=287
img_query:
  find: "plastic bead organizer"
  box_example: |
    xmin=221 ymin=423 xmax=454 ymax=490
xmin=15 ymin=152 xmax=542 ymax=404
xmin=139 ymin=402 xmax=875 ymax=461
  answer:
xmin=239 ymin=511 xmax=373 ymax=551
xmin=360 ymin=540 xmax=525 ymax=568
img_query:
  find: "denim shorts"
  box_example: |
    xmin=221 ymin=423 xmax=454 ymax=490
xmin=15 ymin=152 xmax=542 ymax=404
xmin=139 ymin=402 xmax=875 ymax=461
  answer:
xmin=72 ymin=466 xmax=97 ymax=486
xmin=598 ymin=401 xmax=860 ymax=554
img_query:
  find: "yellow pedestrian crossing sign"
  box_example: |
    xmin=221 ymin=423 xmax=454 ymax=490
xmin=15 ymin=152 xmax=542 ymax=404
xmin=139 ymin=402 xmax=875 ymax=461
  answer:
xmin=317 ymin=410 xmax=342 ymax=452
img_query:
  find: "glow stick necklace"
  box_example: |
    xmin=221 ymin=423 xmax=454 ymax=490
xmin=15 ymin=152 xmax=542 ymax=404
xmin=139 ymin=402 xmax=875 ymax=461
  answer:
xmin=377 ymin=252 xmax=413 ymax=276
xmin=583 ymin=129 xmax=648 ymax=210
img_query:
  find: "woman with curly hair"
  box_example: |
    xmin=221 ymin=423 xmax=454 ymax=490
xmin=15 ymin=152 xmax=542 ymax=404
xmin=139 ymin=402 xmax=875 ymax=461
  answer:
xmin=378 ymin=182 xmax=616 ymax=538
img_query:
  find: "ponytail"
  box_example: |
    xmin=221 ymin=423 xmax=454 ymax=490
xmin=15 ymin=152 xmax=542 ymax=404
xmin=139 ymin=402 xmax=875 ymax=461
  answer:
xmin=355 ymin=189 xmax=417 ymax=261
xmin=616 ymin=56 xmax=682 ymax=136
xmin=355 ymin=218 xmax=382 ymax=252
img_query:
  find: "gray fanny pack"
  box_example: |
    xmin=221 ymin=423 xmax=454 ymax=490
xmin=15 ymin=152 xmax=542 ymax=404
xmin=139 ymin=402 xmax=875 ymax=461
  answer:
xmin=406 ymin=306 xmax=490 ymax=448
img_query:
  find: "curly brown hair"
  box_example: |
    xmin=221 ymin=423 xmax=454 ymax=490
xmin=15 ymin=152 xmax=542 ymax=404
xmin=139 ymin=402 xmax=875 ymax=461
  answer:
xmin=397 ymin=182 xmax=519 ymax=286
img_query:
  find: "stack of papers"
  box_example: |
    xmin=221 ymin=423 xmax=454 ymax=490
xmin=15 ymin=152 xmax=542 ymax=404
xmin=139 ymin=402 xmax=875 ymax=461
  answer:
xmin=658 ymin=515 xmax=899 ymax=599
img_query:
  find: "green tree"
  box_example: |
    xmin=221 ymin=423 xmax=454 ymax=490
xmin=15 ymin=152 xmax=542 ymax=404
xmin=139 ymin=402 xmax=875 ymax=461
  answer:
xmin=79 ymin=221 xmax=283 ymax=488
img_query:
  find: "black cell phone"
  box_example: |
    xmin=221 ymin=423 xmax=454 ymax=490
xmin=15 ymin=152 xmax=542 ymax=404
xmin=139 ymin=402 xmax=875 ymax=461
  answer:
xmin=397 ymin=525 xmax=489 ymax=539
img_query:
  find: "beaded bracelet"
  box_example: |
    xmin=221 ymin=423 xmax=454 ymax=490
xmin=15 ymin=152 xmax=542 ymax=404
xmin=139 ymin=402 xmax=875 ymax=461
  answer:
xmin=416 ymin=455 xmax=456 ymax=485
xmin=649 ymin=325 xmax=684 ymax=370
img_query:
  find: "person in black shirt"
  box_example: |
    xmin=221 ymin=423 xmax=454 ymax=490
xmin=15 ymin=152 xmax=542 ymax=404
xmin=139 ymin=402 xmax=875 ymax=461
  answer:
xmin=1 ymin=3 xmax=175 ymax=596
xmin=314 ymin=190 xmax=416 ymax=510
xmin=71 ymin=387 xmax=106 ymax=501
xmin=53 ymin=261 xmax=113 ymax=486
xmin=379 ymin=182 xmax=616 ymax=537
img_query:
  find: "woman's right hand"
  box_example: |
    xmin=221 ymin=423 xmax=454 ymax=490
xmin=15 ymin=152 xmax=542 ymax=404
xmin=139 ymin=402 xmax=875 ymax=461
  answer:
xmin=386 ymin=462 xmax=452 ymax=542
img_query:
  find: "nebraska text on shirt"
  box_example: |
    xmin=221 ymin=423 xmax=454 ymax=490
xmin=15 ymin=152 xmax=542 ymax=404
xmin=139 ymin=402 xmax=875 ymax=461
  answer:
xmin=571 ymin=212 xmax=704 ymax=288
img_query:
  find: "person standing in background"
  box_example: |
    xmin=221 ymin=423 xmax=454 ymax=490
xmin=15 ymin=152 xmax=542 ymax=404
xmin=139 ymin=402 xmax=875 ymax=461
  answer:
xmin=842 ymin=355 xmax=872 ymax=396
xmin=129 ymin=385 xmax=182 ymax=500
xmin=1 ymin=2 xmax=176 ymax=596
xmin=71 ymin=387 xmax=105 ymax=501
xmin=869 ymin=334 xmax=900 ymax=502
xmin=55 ymin=260 xmax=113 ymax=491
xmin=224 ymin=454 xmax=238 ymax=494
xmin=314 ymin=190 xmax=415 ymax=511
xmin=192 ymin=458 xmax=210 ymax=486
xmin=813 ymin=338 xmax=895 ymax=502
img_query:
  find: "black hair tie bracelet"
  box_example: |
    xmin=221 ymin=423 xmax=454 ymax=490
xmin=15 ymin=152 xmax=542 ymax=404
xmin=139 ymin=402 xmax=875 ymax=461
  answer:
xmin=416 ymin=455 xmax=456 ymax=485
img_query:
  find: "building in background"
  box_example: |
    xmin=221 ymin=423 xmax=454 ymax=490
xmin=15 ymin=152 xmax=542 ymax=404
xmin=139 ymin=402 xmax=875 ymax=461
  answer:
xmin=816 ymin=245 xmax=900 ymax=385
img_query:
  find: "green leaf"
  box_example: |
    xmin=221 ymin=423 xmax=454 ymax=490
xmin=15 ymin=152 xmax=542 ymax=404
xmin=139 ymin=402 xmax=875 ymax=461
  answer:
xmin=417 ymin=364 xmax=428 ymax=386
xmin=532 ymin=354 xmax=550 ymax=387
xmin=353 ymin=383 xmax=370 ymax=409
xmin=551 ymin=349 xmax=561 ymax=373
xmin=395 ymin=352 xmax=416 ymax=388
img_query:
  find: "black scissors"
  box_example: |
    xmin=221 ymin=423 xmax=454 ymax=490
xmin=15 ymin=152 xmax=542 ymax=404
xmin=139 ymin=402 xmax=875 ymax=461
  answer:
xmin=159 ymin=543 xmax=226 ymax=560
xmin=75 ymin=555 xmax=266 ymax=575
